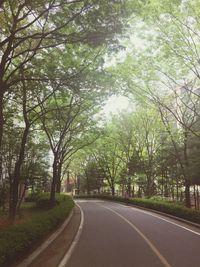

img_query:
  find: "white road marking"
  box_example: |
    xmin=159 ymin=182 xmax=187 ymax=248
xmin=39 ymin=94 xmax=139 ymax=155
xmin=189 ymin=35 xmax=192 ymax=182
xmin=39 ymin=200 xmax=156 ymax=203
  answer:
xmin=113 ymin=203 xmax=200 ymax=236
xmin=58 ymin=204 xmax=84 ymax=267
xmin=76 ymin=200 xmax=105 ymax=203
xmin=101 ymin=204 xmax=172 ymax=267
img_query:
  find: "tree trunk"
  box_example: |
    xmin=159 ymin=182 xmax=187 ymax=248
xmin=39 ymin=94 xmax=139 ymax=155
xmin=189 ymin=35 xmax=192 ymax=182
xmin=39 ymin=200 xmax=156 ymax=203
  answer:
xmin=50 ymin=157 xmax=58 ymax=206
xmin=66 ymin=171 xmax=70 ymax=193
xmin=0 ymin=88 xmax=4 ymax=149
xmin=0 ymin=88 xmax=4 ymax=181
xmin=77 ymin=175 xmax=80 ymax=195
xmin=132 ymin=184 xmax=135 ymax=198
xmin=171 ymin=185 xmax=174 ymax=201
xmin=56 ymin=180 xmax=61 ymax=193
xmin=146 ymin=177 xmax=153 ymax=198
xmin=17 ymin=182 xmax=27 ymax=211
xmin=137 ymin=187 xmax=142 ymax=198
xmin=194 ymin=185 xmax=197 ymax=210
xmin=184 ymin=179 xmax=191 ymax=208
xmin=183 ymin=130 xmax=191 ymax=208
xmin=197 ymin=187 xmax=200 ymax=210
xmin=164 ymin=183 xmax=169 ymax=197
xmin=176 ymin=180 xmax=179 ymax=202
xmin=127 ymin=176 xmax=131 ymax=197
xmin=111 ymin=185 xmax=115 ymax=196
xmin=86 ymin=174 xmax=90 ymax=195
xmin=9 ymin=126 xmax=29 ymax=221
xmin=56 ymin=163 xmax=62 ymax=193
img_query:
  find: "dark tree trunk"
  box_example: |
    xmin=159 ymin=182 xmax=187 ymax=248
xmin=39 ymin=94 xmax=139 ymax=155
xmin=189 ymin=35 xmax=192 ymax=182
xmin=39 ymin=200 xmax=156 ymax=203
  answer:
xmin=50 ymin=157 xmax=58 ymax=206
xmin=137 ymin=187 xmax=142 ymax=198
xmin=76 ymin=175 xmax=80 ymax=195
xmin=164 ymin=184 xmax=169 ymax=197
xmin=86 ymin=175 xmax=90 ymax=195
xmin=56 ymin=163 xmax=62 ymax=193
xmin=66 ymin=171 xmax=70 ymax=193
xmin=9 ymin=126 xmax=29 ymax=221
xmin=132 ymin=184 xmax=135 ymax=198
xmin=127 ymin=176 xmax=131 ymax=197
xmin=17 ymin=182 xmax=27 ymax=211
xmin=111 ymin=185 xmax=115 ymax=196
xmin=0 ymin=88 xmax=4 ymax=181
xmin=0 ymin=0 xmax=5 ymax=8
xmin=171 ymin=185 xmax=175 ymax=201
xmin=197 ymin=187 xmax=200 ymax=210
xmin=194 ymin=185 xmax=197 ymax=210
xmin=183 ymin=131 xmax=191 ymax=208
xmin=146 ymin=177 xmax=153 ymax=198
xmin=56 ymin=180 xmax=61 ymax=193
xmin=176 ymin=180 xmax=179 ymax=202
xmin=185 ymin=179 xmax=191 ymax=208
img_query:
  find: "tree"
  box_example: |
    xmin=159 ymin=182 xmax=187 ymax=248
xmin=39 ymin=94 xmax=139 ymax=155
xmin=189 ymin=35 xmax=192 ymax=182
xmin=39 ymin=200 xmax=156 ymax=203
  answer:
xmin=0 ymin=0 xmax=132 ymax=220
xmin=0 ymin=0 xmax=129 ymax=156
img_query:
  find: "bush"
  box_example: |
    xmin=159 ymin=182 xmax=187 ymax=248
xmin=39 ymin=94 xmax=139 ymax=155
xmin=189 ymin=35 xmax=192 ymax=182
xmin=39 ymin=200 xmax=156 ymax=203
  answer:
xmin=25 ymin=192 xmax=40 ymax=202
xmin=35 ymin=193 xmax=67 ymax=209
xmin=0 ymin=194 xmax=74 ymax=267
xmin=36 ymin=193 xmax=55 ymax=209
xmin=75 ymin=194 xmax=200 ymax=224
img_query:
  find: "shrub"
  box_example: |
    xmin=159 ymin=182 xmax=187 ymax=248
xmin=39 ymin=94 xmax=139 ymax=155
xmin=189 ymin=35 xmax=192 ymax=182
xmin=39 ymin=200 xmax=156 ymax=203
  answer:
xmin=75 ymin=194 xmax=200 ymax=224
xmin=25 ymin=192 xmax=40 ymax=202
xmin=36 ymin=193 xmax=55 ymax=209
xmin=0 ymin=194 xmax=74 ymax=267
xmin=35 ymin=193 xmax=67 ymax=209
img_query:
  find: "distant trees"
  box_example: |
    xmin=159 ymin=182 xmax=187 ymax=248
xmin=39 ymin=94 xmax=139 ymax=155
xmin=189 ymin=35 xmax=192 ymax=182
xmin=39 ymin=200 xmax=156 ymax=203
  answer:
xmin=74 ymin=102 xmax=200 ymax=209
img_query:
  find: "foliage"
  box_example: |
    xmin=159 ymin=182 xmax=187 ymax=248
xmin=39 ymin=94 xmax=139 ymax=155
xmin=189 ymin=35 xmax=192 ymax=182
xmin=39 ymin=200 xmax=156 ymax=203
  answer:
xmin=0 ymin=0 xmax=133 ymax=220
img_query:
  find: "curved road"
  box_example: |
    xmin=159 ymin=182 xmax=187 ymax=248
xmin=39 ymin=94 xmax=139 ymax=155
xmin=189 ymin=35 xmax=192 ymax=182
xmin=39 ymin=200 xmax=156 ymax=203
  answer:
xmin=64 ymin=200 xmax=200 ymax=267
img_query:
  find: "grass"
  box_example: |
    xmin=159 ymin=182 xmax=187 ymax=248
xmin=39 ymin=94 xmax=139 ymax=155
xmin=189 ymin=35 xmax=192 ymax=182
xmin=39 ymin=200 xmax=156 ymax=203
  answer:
xmin=0 ymin=202 xmax=46 ymax=231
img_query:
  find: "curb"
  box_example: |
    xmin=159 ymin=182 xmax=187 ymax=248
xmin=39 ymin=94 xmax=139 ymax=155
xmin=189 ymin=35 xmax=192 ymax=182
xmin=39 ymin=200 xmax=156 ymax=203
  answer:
xmin=110 ymin=199 xmax=200 ymax=230
xmin=17 ymin=208 xmax=74 ymax=267
xmin=128 ymin=203 xmax=200 ymax=229
xmin=58 ymin=203 xmax=84 ymax=267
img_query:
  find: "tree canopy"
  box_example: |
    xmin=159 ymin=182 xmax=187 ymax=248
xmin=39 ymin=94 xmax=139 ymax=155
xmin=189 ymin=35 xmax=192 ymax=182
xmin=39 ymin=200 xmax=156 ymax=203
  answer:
xmin=1 ymin=0 xmax=200 ymax=222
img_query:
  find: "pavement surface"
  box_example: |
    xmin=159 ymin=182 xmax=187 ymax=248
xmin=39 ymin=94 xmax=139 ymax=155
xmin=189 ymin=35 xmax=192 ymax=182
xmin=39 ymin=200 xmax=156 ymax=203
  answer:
xmin=65 ymin=200 xmax=200 ymax=267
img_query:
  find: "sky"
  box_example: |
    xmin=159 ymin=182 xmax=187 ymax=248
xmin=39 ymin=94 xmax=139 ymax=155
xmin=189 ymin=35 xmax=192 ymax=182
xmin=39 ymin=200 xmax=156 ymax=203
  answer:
xmin=101 ymin=95 xmax=132 ymax=118
xmin=101 ymin=22 xmax=147 ymax=119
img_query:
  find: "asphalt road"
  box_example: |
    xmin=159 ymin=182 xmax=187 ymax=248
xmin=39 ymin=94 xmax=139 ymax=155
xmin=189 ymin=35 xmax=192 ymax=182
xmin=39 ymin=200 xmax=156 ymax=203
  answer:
xmin=66 ymin=200 xmax=200 ymax=267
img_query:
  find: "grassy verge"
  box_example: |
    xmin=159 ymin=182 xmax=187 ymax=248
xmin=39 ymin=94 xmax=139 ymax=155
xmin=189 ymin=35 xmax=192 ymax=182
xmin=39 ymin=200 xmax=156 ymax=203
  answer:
xmin=0 ymin=194 xmax=74 ymax=267
xmin=0 ymin=202 xmax=46 ymax=232
xmin=74 ymin=194 xmax=200 ymax=224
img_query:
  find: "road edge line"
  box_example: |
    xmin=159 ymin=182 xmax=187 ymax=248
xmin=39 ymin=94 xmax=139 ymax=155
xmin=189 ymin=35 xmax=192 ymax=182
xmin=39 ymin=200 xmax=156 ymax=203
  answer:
xmin=128 ymin=203 xmax=200 ymax=229
xmin=58 ymin=203 xmax=84 ymax=267
xmin=114 ymin=202 xmax=200 ymax=236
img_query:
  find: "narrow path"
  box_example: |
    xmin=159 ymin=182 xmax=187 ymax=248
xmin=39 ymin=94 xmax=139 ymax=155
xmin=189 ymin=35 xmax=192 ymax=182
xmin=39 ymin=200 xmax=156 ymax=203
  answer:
xmin=65 ymin=200 xmax=200 ymax=267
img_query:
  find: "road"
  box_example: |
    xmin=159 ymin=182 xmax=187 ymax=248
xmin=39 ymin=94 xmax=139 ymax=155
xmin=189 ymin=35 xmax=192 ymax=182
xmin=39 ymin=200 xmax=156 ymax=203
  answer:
xmin=64 ymin=200 xmax=200 ymax=267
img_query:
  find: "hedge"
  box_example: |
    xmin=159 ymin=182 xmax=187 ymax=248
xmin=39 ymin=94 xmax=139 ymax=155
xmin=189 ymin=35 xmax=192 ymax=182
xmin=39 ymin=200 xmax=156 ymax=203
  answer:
xmin=75 ymin=194 xmax=200 ymax=224
xmin=0 ymin=194 xmax=74 ymax=267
